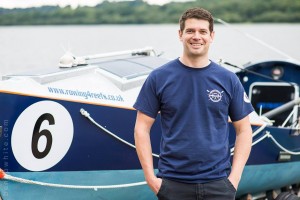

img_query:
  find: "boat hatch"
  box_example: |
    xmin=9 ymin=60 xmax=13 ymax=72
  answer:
xmin=95 ymin=56 xmax=168 ymax=91
xmin=249 ymin=82 xmax=299 ymax=126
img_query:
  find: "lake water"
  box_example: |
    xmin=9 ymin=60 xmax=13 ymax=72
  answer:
xmin=0 ymin=24 xmax=300 ymax=76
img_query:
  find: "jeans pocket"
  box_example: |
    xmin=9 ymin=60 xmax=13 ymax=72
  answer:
xmin=156 ymin=179 xmax=166 ymax=197
xmin=224 ymin=178 xmax=237 ymax=193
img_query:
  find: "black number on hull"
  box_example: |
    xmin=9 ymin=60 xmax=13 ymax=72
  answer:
xmin=32 ymin=113 xmax=54 ymax=159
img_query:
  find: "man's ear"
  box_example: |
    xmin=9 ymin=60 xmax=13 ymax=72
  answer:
xmin=210 ymin=31 xmax=215 ymax=42
xmin=178 ymin=30 xmax=183 ymax=41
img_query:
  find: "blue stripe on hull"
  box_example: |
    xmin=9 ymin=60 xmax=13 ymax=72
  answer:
xmin=237 ymin=162 xmax=300 ymax=197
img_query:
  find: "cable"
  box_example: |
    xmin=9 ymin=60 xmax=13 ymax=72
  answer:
xmin=80 ymin=108 xmax=160 ymax=158
xmin=0 ymin=169 xmax=146 ymax=189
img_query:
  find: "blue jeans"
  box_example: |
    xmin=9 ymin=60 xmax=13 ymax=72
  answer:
xmin=157 ymin=178 xmax=236 ymax=200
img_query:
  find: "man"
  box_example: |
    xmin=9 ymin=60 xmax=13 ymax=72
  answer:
xmin=134 ymin=7 xmax=254 ymax=200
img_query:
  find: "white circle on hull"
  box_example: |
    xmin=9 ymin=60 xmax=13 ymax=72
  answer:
xmin=11 ymin=100 xmax=74 ymax=171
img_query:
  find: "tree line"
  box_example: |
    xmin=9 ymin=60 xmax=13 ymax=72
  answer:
xmin=0 ymin=0 xmax=300 ymax=25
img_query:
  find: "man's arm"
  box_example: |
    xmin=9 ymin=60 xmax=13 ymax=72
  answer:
xmin=134 ymin=111 xmax=162 ymax=194
xmin=229 ymin=115 xmax=252 ymax=190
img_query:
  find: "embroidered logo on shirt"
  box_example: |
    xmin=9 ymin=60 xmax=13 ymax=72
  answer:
xmin=207 ymin=90 xmax=224 ymax=102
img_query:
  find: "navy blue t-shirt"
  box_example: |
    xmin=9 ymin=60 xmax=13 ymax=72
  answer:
xmin=133 ymin=58 xmax=254 ymax=183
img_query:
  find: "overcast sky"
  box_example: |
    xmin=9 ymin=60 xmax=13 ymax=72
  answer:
xmin=0 ymin=0 xmax=191 ymax=9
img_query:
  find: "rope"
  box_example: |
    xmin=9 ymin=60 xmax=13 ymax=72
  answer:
xmin=80 ymin=108 xmax=269 ymax=157
xmin=230 ymin=122 xmax=268 ymax=155
xmin=267 ymin=132 xmax=300 ymax=155
xmin=0 ymin=169 xmax=146 ymax=189
xmin=80 ymin=108 xmax=159 ymax=158
xmin=231 ymin=130 xmax=300 ymax=156
xmin=82 ymin=108 xmax=297 ymax=158
xmin=80 ymin=108 xmax=300 ymax=156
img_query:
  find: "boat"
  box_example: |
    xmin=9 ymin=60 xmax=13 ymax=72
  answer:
xmin=225 ymin=59 xmax=300 ymax=199
xmin=0 ymin=46 xmax=299 ymax=200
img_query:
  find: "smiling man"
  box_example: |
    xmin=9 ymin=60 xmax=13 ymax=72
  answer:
xmin=134 ymin=7 xmax=254 ymax=200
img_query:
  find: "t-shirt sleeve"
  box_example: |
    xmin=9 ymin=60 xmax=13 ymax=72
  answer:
xmin=229 ymin=79 xmax=254 ymax=122
xmin=133 ymin=74 xmax=160 ymax=119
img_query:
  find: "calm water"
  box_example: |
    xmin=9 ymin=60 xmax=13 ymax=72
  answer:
xmin=0 ymin=24 xmax=300 ymax=76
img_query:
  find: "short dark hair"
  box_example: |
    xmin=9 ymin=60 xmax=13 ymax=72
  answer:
xmin=179 ymin=7 xmax=214 ymax=33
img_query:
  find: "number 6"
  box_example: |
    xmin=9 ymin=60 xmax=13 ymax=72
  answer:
xmin=32 ymin=113 xmax=54 ymax=159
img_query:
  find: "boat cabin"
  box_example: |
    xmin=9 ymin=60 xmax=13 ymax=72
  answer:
xmin=236 ymin=60 xmax=300 ymax=128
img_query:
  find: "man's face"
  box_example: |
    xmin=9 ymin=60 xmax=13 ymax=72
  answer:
xmin=179 ymin=18 xmax=214 ymax=58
